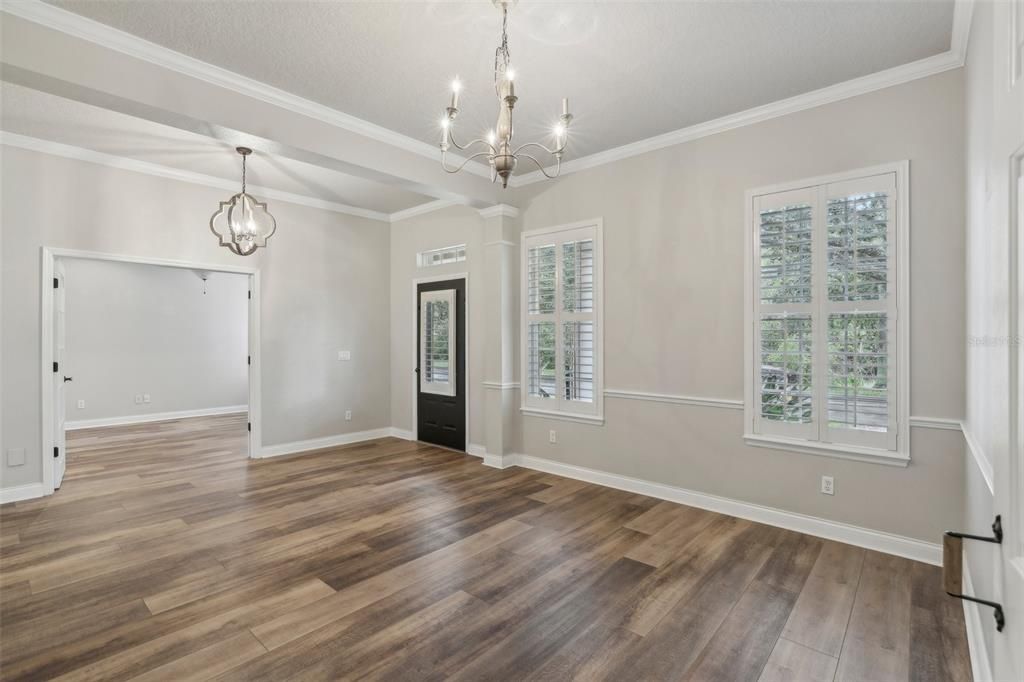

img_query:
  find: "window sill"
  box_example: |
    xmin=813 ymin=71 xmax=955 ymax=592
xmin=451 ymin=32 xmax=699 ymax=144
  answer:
xmin=743 ymin=434 xmax=909 ymax=467
xmin=520 ymin=407 xmax=604 ymax=426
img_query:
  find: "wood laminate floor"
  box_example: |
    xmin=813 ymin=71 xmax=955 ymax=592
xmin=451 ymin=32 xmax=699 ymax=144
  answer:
xmin=0 ymin=414 xmax=970 ymax=681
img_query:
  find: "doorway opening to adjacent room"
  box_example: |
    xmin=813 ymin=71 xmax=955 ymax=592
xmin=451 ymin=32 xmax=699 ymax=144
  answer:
xmin=40 ymin=248 xmax=261 ymax=496
xmin=413 ymin=274 xmax=467 ymax=452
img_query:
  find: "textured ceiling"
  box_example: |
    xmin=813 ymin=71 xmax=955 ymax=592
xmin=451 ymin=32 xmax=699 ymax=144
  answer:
xmin=44 ymin=1 xmax=955 ymax=160
xmin=0 ymin=82 xmax=433 ymax=215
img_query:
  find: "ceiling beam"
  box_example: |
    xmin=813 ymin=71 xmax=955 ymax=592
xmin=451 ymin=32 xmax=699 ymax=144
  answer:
xmin=0 ymin=8 xmax=506 ymax=209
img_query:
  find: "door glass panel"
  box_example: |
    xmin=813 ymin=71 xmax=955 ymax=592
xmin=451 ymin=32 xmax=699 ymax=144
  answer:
xmin=420 ymin=289 xmax=456 ymax=396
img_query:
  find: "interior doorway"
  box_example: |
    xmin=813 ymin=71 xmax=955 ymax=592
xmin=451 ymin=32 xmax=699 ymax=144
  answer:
xmin=40 ymin=248 xmax=261 ymax=497
xmin=415 ymin=276 xmax=466 ymax=451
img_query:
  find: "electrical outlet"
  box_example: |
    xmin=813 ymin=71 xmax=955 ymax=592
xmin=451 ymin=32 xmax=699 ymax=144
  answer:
xmin=77 ymin=399 xmax=85 ymax=409
xmin=345 ymin=410 xmax=352 ymax=421
xmin=143 ymin=394 xmax=151 ymax=404
xmin=134 ymin=394 xmax=143 ymax=405
xmin=549 ymin=430 xmax=557 ymax=444
xmin=821 ymin=475 xmax=835 ymax=495
xmin=337 ymin=350 xmax=351 ymax=361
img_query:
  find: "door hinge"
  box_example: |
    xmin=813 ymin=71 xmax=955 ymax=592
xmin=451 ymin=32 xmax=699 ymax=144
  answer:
xmin=53 ymin=277 xmax=59 ymax=289
xmin=53 ymin=446 xmax=59 ymax=458
xmin=247 ymin=355 xmax=251 ymax=365
xmin=53 ymin=361 xmax=58 ymax=373
xmin=247 ymin=422 xmax=251 ymax=432
xmin=248 ymin=290 xmax=252 ymax=300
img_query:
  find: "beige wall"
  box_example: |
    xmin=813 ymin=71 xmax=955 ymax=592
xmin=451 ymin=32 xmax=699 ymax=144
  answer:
xmin=509 ymin=69 xmax=966 ymax=543
xmin=1 ymin=147 xmax=391 ymax=490
xmin=63 ymin=259 xmax=249 ymax=423
xmin=389 ymin=205 xmax=487 ymax=447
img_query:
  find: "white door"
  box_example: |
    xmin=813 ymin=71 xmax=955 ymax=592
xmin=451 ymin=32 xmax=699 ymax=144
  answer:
xmin=53 ymin=259 xmax=67 ymax=488
xmin=995 ymin=1 xmax=1024 ymax=679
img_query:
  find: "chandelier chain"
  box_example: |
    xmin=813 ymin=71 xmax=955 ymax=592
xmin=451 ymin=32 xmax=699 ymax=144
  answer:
xmin=241 ymin=153 xmax=247 ymax=194
xmin=494 ymin=7 xmax=510 ymax=91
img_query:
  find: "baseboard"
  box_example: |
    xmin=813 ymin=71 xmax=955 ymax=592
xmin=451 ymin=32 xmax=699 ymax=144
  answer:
xmin=467 ymin=443 xmax=486 ymax=458
xmin=495 ymin=452 xmax=942 ymax=565
xmin=962 ymin=560 xmax=994 ymax=682
xmin=65 ymin=405 xmax=248 ymax=431
xmin=389 ymin=428 xmax=415 ymax=441
xmin=0 ymin=482 xmax=46 ymax=505
xmin=257 ymin=428 xmax=393 ymax=459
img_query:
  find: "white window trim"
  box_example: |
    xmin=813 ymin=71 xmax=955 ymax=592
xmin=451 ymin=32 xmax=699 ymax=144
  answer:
xmin=743 ymin=162 xmax=910 ymax=466
xmin=520 ymin=218 xmax=605 ymax=424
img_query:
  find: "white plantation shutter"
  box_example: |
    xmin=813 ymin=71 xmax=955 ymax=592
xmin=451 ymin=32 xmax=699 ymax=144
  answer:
xmin=749 ymin=170 xmax=901 ymax=455
xmin=523 ymin=222 xmax=602 ymax=418
xmin=822 ymin=175 xmax=896 ymax=450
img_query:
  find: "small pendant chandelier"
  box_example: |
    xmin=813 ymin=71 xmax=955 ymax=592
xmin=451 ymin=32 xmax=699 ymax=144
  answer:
xmin=210 ymin=147 xmax=277 ymax=256
xmin=440 ymin=0 xmax=573 ymax=188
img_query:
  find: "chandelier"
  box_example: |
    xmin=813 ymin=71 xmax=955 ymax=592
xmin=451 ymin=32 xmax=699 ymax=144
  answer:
xmin=439 ymin=0 xmax=573 ymax=188
xmin=210 ymin=147 xmax=277 ymax=256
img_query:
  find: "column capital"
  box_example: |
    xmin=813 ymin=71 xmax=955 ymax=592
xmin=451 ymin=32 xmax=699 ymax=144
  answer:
xmin=478 ymin=204 xmax=520 ymax=219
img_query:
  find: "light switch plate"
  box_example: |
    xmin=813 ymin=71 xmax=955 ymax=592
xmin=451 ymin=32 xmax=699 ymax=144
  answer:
xmin=143 ymin=394 xmax=151 ymax=403
xmin=338 ymin=350 xmax=351 ymax=361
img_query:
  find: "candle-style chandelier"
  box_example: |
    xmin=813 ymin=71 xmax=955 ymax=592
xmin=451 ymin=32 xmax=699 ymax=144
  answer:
xmin=440 ymin=0 xmax=573 ymax=188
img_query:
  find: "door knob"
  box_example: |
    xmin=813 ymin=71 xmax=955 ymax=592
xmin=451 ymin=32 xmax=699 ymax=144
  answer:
xmin=63 ymin=376 xmax=73 ymax=382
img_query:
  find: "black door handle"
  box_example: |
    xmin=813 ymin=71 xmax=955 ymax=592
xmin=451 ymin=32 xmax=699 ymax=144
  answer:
xmin=63 ymin=376 xmax=73 ymax=382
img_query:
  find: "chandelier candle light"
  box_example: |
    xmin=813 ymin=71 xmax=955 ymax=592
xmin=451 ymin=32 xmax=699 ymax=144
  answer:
xmin=210 ymin=147 xmax=277 ymax=256
xmin=440 ymin=0 xmax=573 ymax=188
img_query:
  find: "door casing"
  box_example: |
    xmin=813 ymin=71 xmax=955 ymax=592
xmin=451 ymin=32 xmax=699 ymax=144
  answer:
xmin=39 ymin=247 xmax=261 ymax=496
xmin=411 ymin=272 xmax=469 ymax=449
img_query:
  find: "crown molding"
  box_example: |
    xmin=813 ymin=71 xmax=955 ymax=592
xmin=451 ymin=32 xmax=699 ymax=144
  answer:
xmin=1 ymin=0 xmax=490 ymax=180
xmin=478 ymin=204 xmax=520 ymax=219
xmin=514 ymin=48 xmax=964 ymax=187
xmin=388 ymin=199 xmax=455 ymax=223
xmin=1 ymin=131 xmax=391 ymax=222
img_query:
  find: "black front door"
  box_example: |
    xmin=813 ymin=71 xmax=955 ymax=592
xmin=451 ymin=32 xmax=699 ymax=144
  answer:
xmin=416 ymin=279 xmax=466 ymax=450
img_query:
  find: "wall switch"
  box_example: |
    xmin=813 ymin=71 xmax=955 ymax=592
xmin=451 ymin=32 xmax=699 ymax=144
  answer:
xmin=338 ymin=350 xmax=351 ymax=361
xmin=549 ymin=430 xmax=557 ymax=444
xmin=77 ymin=399 xmax=85 ymax=409
xmin=6 ymin=448 xmax=25 ymax=467
xmin=134 ymin=394 xmax=143 ymax=405
xmin=821 ymin=475 xmax=835 ymax=495
xmin=345 ymin=410 xmax=352 ymax=421
xmin=143 ymin=394 xmax=151 ymax=404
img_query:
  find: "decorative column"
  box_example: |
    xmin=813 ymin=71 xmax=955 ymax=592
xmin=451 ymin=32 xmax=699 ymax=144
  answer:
xmin=479 ymin=204 xmax=521 ymax=467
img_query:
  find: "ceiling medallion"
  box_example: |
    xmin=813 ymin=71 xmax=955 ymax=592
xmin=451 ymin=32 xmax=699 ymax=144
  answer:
xmin=439 ymin=0 xmax=573 ymax=188
xmin=210 ymin=147 xmax=277 ymax=256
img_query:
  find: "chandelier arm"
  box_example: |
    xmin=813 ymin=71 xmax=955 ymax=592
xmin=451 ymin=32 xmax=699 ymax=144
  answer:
xmin=511 ymin=141 xmax=561 ymax=157
xmin=442 ymin=151 xmax=496 ymax=174
xmin=446 ymin=129 xmax=497 ymax=155
xmin=519 ymin=153 xmax=562 ymax=179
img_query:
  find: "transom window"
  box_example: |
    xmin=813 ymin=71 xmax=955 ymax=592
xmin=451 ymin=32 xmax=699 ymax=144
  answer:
xmin=745 ymin=166 xmax=907 ymax=463
xmin=522 ymin=220 xmax=603 ymax=422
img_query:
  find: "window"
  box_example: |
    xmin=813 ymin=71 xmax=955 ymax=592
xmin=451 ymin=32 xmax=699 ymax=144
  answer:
xmin=420 ymin=289 xmax=455 ymax=396
xmin=745 ymin=165 xmax=907 ymax=464
xmin=418 ymin=244 xmax=466 ymax=268
xmin=522 ymin=220 xmax=603 ymax=422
